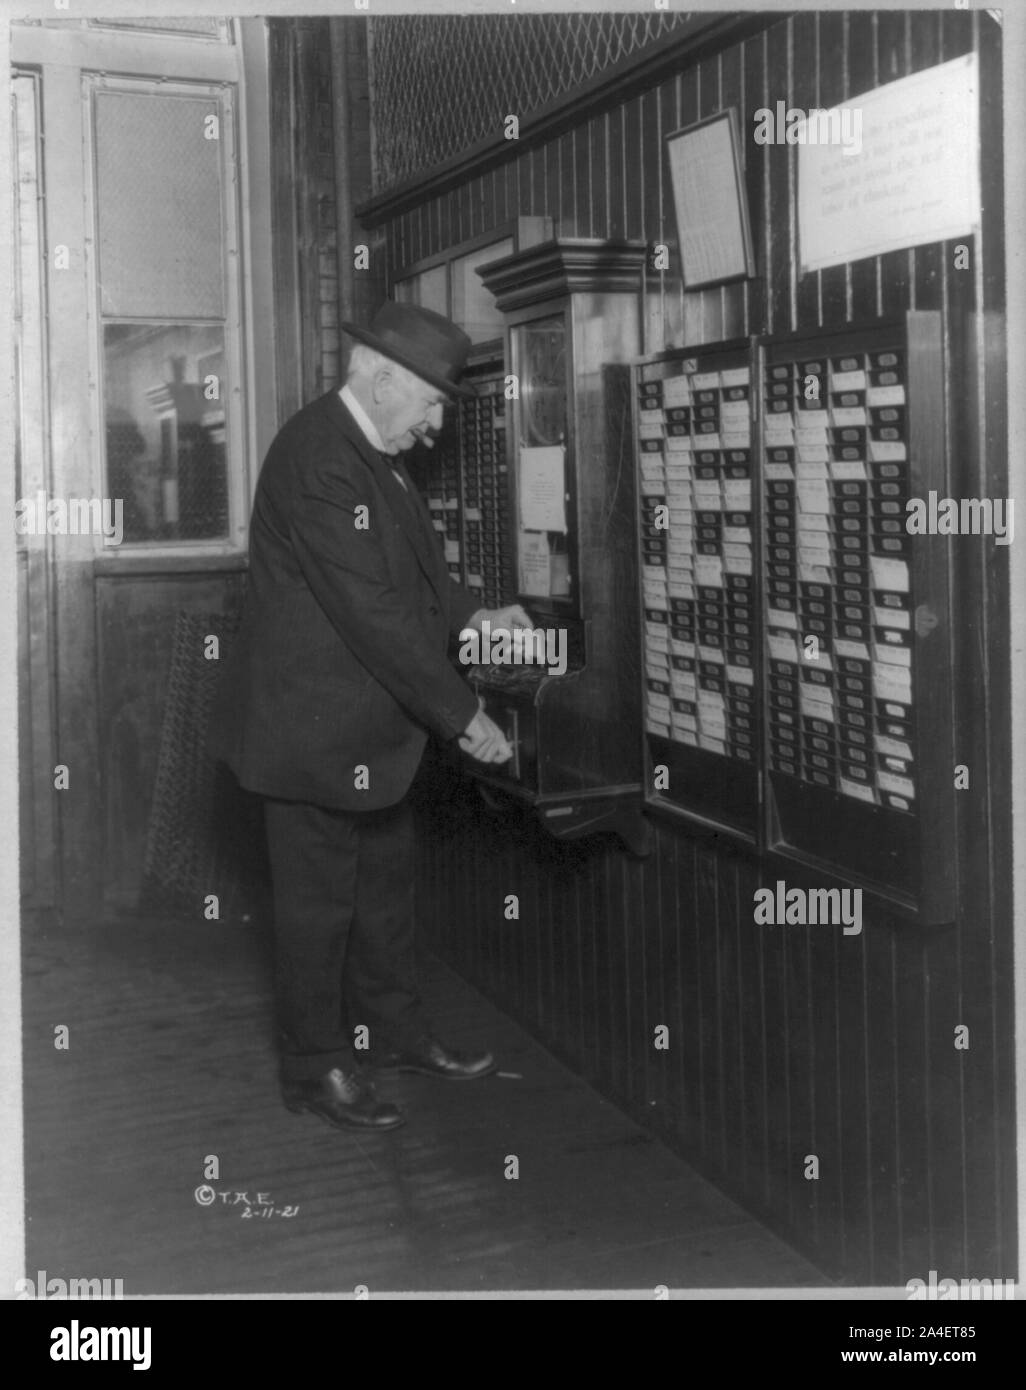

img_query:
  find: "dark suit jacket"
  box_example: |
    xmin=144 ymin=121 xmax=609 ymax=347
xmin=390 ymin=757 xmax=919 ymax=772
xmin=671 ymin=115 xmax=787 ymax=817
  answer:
xmin=207 ymin=390 xmax=481 ymax=811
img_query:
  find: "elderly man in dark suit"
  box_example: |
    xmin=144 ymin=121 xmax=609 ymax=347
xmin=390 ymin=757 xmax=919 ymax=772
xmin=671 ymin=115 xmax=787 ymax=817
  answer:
xmin=208 ymin=303 xmax=530 ymax=1132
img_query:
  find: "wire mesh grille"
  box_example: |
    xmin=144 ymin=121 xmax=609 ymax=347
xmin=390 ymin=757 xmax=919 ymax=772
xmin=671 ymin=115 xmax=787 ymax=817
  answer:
xmin=369 ymin=11 xmax=691 ymax=191
xmin=142 ymin=611 xmax=266 ymax=919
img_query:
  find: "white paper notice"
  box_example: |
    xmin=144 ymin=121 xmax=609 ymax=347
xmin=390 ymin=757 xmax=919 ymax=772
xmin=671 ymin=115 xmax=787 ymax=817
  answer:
xmin=519 ymin=531 xmax=552 ymax=597
xmin=798 ymin=54 xmax=980 ymax=272
xmin=519 ymin=446 xmax=567 ymax=533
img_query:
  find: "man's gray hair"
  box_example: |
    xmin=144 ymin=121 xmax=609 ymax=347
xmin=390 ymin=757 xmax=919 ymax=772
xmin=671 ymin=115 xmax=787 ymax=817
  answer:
xmin=346 ymin=342 xmax=417 ymax=388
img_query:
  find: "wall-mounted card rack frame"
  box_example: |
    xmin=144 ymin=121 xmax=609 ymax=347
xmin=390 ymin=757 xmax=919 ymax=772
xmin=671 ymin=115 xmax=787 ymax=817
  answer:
xmin=414 ymin=353 xmax=514 ymax=609
xmin=629 ymin=312 xmax=957 ymax=923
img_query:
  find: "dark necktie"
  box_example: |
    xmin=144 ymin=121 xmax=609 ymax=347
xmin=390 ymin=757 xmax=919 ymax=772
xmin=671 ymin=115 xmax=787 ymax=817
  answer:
xmin=378 ymin=450 xmax=408 ymax=492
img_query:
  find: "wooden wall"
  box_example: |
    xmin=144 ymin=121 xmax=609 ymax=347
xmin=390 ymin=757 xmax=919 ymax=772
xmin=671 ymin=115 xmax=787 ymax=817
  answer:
xmin=369 ymin=10 xmax=1013 ymax=1283
xmin=269 ymin=17 xmax=343 ymax=418
xmin=270 ymin=17 xmax=383 ymax=412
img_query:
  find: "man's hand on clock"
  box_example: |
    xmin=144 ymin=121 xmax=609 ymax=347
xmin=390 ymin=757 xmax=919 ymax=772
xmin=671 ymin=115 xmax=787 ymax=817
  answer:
xmin=466 ymin=604 xmax=534 ymax=633
xmin=459 ymin=705 xmax=513 ymax=764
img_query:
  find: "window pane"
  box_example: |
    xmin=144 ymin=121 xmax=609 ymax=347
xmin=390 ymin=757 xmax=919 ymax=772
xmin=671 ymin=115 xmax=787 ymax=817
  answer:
xmin=13 ymin=73 xmax=44 ymax=509
xmin=451 ymin=238 xmax=512 ymax=343
xmin=392 ymin=265 xmax=447 ymax=316
xmin=95 ymin=91 xmax=225 ymax=318
xmin=104 ymin=324 xmax=229 ymax=543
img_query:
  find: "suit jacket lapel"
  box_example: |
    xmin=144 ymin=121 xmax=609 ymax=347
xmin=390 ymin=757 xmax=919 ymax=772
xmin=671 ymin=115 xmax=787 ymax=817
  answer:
xmin=317 ymin=392 xmax=448 ymax=604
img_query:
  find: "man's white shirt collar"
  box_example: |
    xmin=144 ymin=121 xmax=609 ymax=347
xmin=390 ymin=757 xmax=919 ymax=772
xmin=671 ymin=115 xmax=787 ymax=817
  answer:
xmin=339 ymin=383 xmax=408 ymax=490
xmin=340 ymin=384 xmax=387 ymax=453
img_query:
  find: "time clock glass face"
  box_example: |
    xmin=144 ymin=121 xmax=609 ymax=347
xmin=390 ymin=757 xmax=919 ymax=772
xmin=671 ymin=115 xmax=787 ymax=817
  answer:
xmin=520 ymin=317 xmax=567 ymax=447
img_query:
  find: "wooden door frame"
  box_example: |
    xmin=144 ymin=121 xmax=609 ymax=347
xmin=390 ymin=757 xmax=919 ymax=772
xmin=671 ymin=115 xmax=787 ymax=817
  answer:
xmin=9 ymin=19 xmax=277 ymax=923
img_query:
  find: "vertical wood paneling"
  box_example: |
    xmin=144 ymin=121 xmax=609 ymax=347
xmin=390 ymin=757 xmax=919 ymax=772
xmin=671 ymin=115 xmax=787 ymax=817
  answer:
xmin=877 ymin=10 xmax=915 ymax=319
xmin=764 ymin=20 xmax=793 ymax=336
xmin=557 ymin=131 xmax=576 ymax=237
xmin=608 ymin=848 xmax=632 ymax=1102
xmin=784 ymin=924 xmax=815 ymax=1245
xmin=677 ymin=65 xmax=703 ymax=346
xmin=935 ymin=1 xmax=986 ymax=1278
xmin=792 ymin=11 xmax=821 ymax=330
xmin=543 ymin=140 xmax=561 ymax=237
xmin=745 ymin=31 xmax=767 ymax=334
xmin=866 ymin=928 xmax=902 ymax=1281
xmin=816 ymin=11 xmax=849 ymax=326
xmin=269 ymin=23 xmax=302 ymax=424
xmin=649 ymin=806 xmax=673 ymax=1122
xmin=653 ymin=77 xmax=677 ymax=353
xmin=564 ymin=850 xmax=585 ymax=1066
xmin=761 ymin=881 xmax=793 ymax=1221
xmin=505 ymin=156 xmax=521 ymax=234
xmin=295 ymin=25 xmax=324 ymax=399
xmin=678 ymin=840 xmax=701 ymax=1134
xmin=737 ymin=858 xmax=764 ymax=1203
xmin=623 ymin=95 xmax=644 ymax=243
xmin=979 ymin=12 xmax=1014 ymax=1281
xmin=541 ymin=841 xmax=559 ymax=1044
xmin=717 ymin=861 xmax=743 ymax=1183
xmin=809 ymin=918 xmax=842 ymax=1271
xmin=848 ymin=10 xmax=880 ymax=320
xmin=639 ymin=88 xmax=662 ymax=252
xmin=718 ymin=42 xmax=747 ymax=339
xmin=583 ymin=850 xmax=604 ymax=1082
xmin=909 ymin=14 xmax=945 ymax=318
xmin=572 ymin=125 xmax=592 ymax=239
xmin=694 ymin=849 xmax=720 ymax=1164
xmin=621 ymin=857 xmax=641 ymax=1107
xmin=895 ymin=930 xmax=938 ymax=1279
xmin=436 ymin=189 xmax=452 ymax=254
xmin=387 ymin=12 xmax=1013 ymax=1285
xmin=694 ymin=55 xmax=725 ymax=345
xmin=605 ymin=106 xmax=626 ymax=240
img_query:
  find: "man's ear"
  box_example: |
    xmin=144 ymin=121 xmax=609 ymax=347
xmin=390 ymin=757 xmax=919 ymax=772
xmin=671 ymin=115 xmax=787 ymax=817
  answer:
xmin=371 ymin=363 xmax=394 ymax=402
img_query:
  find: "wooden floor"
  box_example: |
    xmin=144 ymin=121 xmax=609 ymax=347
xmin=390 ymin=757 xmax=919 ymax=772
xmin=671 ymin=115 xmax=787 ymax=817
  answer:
xmin=21 ymin=916 xmax=828 ymax=1295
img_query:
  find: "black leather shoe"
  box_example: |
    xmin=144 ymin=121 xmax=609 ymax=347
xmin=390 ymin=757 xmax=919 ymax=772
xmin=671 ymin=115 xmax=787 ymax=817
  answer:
xmin=282 ymin=1067 xmax=405 ymax=1131
xmin=369 ymin=1035 xmax=497 ymax=1081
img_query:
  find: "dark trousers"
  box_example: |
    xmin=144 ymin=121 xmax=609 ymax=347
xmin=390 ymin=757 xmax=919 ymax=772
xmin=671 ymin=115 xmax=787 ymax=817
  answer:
xmin=262 ymin=796 xmax=426 ymax=1081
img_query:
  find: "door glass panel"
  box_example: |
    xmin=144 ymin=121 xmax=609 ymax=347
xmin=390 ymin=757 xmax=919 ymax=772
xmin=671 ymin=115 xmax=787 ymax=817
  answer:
xmin=104 ymin=323 xmax=228 ymax=542
xmin=94 ymin=90 xmax=225 ymax=318
xmin=515 ymin=316 xmax=572 ymax=599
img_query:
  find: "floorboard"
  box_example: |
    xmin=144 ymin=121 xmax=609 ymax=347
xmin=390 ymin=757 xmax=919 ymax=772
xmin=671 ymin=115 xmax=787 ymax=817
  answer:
xmin=21 ymin=918 xmax=829 ymax=1294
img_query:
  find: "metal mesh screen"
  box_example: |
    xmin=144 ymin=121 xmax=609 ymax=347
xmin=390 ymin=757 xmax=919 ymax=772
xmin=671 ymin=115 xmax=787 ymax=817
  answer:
xmin=369 ymin=11 xmax=692 ymax=191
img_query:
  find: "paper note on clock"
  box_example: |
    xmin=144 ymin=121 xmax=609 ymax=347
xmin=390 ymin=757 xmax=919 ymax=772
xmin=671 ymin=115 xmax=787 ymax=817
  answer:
xmin=519 ymin=530 xmax=552 ymax=597
xmin=519 ymin=446 xmax=567 ymax=532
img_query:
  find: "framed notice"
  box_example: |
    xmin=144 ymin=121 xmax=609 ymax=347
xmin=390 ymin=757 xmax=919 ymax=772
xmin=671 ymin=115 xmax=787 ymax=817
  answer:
xmin=665 ymin=109 xmax=756 ymax=290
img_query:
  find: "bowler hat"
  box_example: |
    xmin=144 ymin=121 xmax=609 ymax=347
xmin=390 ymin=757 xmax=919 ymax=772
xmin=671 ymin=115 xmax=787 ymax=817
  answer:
xmin=341 ymin=301 xmax=476 ymax=399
